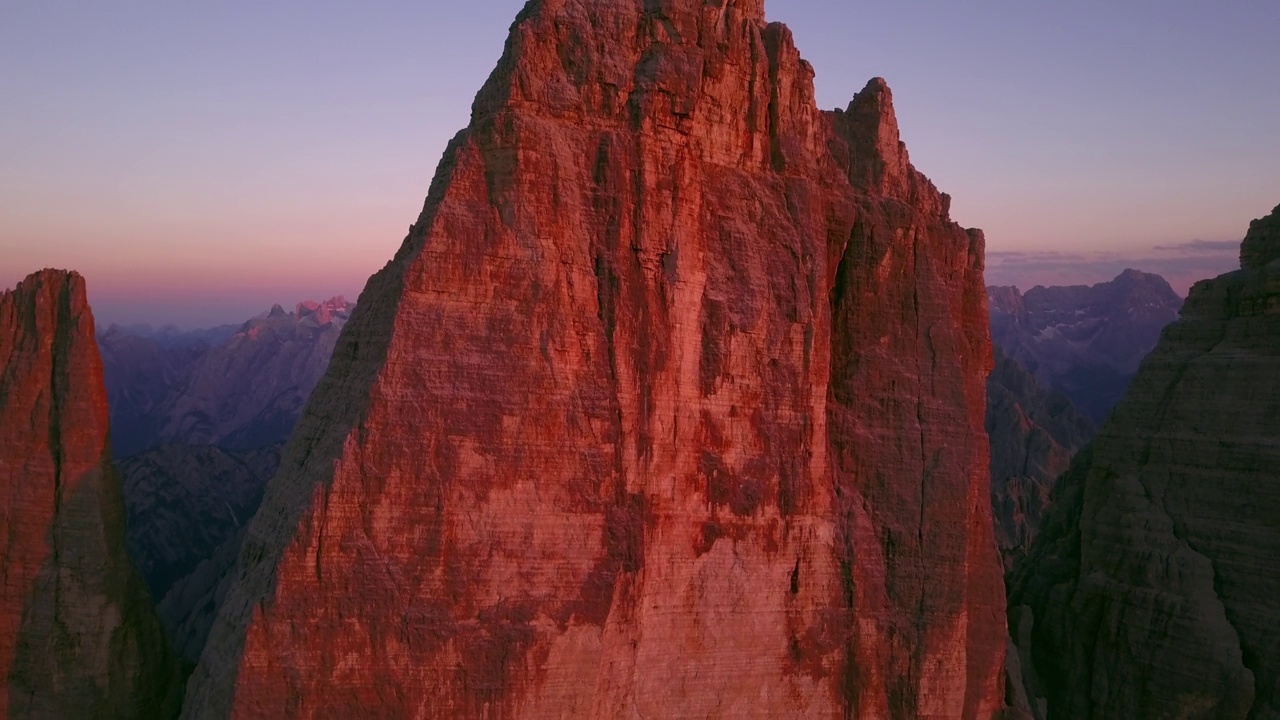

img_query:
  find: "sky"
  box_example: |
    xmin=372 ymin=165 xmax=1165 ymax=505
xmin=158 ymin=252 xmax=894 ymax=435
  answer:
xmin=2 ymin=0 xmax=1278 ymax=327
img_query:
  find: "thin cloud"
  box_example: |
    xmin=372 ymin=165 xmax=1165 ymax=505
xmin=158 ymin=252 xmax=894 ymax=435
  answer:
xmin=986 ymin=241 xmax=1240 ymax=296
xmin=1151 ymin=239 xmax=1240 ymax=253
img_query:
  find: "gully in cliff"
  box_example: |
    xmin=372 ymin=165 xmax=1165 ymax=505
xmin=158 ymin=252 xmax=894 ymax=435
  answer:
xmin=166 ymin=1 xmax=1009 ymax=717
xmin=0 ymin=270 xmax=185 ymax=719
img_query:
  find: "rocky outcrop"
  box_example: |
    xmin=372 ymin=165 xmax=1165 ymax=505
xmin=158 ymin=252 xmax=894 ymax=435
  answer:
xmin=989 ymin=269 xmax=1183 ymax=424
xmin=0 ymin=269 xmax=185 ymax=718
xmin=986 ymin=347 xmax=1094 ymax=571
xmin=122 ymin=444 xmax=281 ymax=659
xmin=158 ymin=521 xmax=255 ymax=664
xmin=183 ymin=1 xmax=1006 ymax=718
xmin=1008 ymin=204 xmax=1280 ymax=718
xmin=1241 ymin=203 xmax=1280 ymax=270
xmin=100 ymin=298 xmax=353 ymax=457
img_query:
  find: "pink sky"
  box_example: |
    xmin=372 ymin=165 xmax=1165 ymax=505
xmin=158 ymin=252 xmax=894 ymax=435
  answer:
xmin=3 ymin=1 xmax=1277 ymax=326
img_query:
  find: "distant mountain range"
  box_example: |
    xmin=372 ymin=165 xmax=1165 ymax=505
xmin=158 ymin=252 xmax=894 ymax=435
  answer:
xmin=99 ymin=297 xmax=353 ymax=457
xmin=988 ymin=269 xmax=1183 ymax=424
xmin=984 ymin=269 xmax=1183 ymax=571
xmin=100 ymin=297 xmax=351 ymax=661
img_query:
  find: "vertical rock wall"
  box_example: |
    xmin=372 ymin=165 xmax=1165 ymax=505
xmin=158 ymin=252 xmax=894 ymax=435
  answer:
xmin=0 ymin=270 xmax=184 ymax=719
xmin=1009 ymin=204 xmax=1280 ymax=718
xmin=183 ymin=2 xmax=1007 ymax=717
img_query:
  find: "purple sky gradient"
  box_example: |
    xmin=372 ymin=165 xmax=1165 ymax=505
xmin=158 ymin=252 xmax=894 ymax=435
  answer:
xmin=3 ymin=1 xmax=1278 ymax=326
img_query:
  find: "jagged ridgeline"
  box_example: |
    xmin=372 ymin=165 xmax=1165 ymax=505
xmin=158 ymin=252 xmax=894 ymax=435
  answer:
xmin=182 ymin=0 xmax=1009 ymax=718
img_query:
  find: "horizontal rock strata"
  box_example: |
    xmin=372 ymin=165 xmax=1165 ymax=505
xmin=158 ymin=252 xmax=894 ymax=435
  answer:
xmin=183 ymin=1 xmax=1008 ymax=717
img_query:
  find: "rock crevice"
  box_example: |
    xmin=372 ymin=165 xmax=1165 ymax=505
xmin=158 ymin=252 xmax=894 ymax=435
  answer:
xmin=182 ymin=1 xmax=1008 ymax=717
xmin=0 ymin=270 xmax=186 ymax=719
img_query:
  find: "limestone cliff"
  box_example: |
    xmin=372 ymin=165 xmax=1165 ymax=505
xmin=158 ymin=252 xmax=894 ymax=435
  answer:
xmin=0 ymin=270 xmax=184 ymax=718
xmin=183 ymin=1 xmax=1006 ymax=717
xmin=1008 ymin=203 xmax=1280 ymax=718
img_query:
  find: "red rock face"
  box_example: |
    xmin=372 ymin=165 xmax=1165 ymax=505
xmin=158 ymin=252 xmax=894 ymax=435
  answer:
xmin=184 ymin=1 xmax=1005 ymax=717
xmin=0 ymin=270 xmax=183 ymax=718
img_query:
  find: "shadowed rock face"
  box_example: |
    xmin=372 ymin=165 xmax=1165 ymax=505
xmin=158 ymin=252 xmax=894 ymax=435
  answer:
xmin=986 ymin=348 xmax=1094 ymax=571
xmin=988 ymin=269 xmax=1184 ymax=425
xmin=121 ymin=444 xmax=282 ymax=662
xmin=182 ymin=1 xmax=1006 ymax=718
xmin=0 ymin=269 xmax=185 ymax=719
xmin=124 ymin=445 xmax=281 ymax=601
xmin=1008 ymin=203 xmax=1280 ymax=719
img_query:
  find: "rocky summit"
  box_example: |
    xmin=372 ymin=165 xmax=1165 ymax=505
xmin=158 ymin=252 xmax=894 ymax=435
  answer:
xmin=1008 ymin=203 xmax=1280 ymax=718
xmin=988 ymin=269 xmax=1183 ymax=425
xmin=0 ymin=270 xmax=184 ymax=719
xmin=181 ymin=0 xmax=1007 ymax=718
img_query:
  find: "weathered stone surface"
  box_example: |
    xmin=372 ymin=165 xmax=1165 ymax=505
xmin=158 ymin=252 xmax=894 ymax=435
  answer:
xmin=0 ymin=269 xmax=185 ymax=719
xmin=986 ymin=347 xmax=1093 ymax=571
xmin=1008 ymin=203 xmax=1280 ymax=718
xmin=988 ymin=269 xmax=1183 ymax=424
xmin=122 ymin=444 xmax=281 ymax=660
xmin=183 ymin=1 xmax=1006 ymax=717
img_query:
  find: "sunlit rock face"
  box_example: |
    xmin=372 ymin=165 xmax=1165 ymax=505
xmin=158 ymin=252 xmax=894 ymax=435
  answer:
xmin=182 ymin=1 xmax=1008 ymax=717
xmin=1009 ymin=203 xmax=1280 ymax=719
xmin=0 ymin=269 xmax=185 ymax=719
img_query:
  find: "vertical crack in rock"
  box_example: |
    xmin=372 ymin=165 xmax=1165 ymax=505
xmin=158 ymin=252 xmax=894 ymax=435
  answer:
xmin=181 ymin=1 xmax=1008 ymax=718
xmin=1 ymin=270 xmax=186 ymax=718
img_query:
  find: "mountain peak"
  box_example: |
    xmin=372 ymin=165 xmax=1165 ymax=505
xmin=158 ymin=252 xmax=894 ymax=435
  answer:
xmin=182 ymin=0 xmax=1006 ymax=715
xmin=840 ymin=76 xmax=908 ymax=195
xmin=1 ymin=268 xmax=184 ymax=717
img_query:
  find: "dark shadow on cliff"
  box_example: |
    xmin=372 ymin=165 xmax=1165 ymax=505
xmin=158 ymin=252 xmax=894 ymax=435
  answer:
xmin=8 ymin=458 xmax=189 ymax=719
xmin=180 ymin=129 xmax=472 ymax=719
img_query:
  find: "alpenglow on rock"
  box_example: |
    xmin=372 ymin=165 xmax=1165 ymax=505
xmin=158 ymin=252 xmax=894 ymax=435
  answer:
xmin=0 ymin=270 xmax=185 ymax=719
xmin=1008 ymin=203 xmax=1280 ymax=718
xmin=184 ymin=1 xmax=1008 ymax=718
